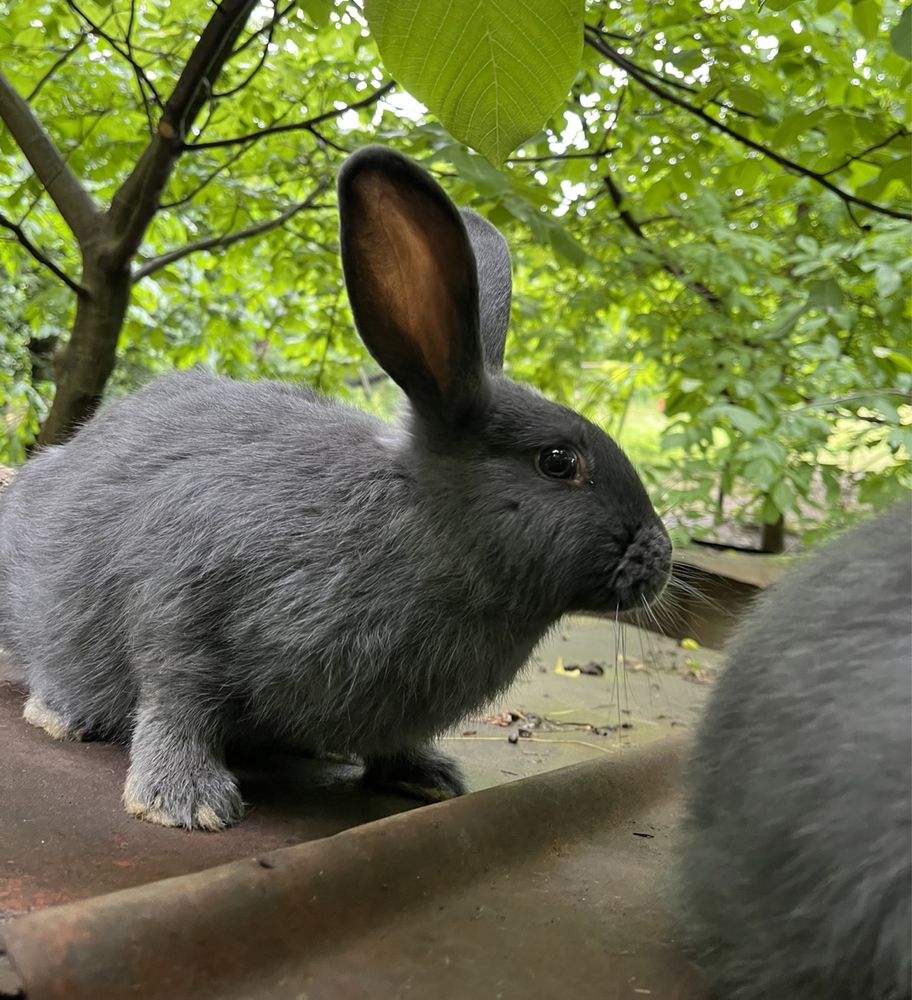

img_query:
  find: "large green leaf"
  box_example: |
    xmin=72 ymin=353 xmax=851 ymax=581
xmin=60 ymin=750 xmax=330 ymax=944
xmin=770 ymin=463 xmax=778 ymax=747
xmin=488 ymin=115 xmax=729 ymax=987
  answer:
xmin=891 ymin=5 xmax=912 ymax=60
xmin=365 ymin=0 xmax=584 ymax=162
xmin=852 ymin=0 xmax=882 ymax=41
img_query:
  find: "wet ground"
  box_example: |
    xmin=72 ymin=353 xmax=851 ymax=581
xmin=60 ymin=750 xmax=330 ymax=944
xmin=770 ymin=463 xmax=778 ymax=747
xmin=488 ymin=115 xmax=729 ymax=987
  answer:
xmin=446 ymin=615 xmax=718 ymax=789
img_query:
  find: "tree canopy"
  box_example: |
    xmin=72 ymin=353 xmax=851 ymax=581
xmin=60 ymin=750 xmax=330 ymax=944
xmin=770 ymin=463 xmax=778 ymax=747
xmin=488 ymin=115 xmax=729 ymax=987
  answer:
xmin=1 ymin=0 xmax=910 ymax=545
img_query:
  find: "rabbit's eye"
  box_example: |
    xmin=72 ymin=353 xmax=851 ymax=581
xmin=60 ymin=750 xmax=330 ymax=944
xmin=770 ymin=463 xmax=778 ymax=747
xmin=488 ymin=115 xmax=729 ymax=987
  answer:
xmin=536 ymin=446 xmax=579 ymax=481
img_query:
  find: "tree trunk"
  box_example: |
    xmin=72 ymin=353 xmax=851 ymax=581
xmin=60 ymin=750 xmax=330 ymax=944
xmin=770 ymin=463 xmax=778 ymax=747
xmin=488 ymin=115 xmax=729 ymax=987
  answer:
xmin=37 ymin=256 xmax=131 ymax=446
xmin=759 ymin=514 xmax=785 ymax=554
xmin=13 ymin=0 xmax=260 ymax=447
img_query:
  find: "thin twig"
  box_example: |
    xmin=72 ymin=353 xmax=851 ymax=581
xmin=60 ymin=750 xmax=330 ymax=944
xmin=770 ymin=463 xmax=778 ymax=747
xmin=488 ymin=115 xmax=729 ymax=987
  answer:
xmin=159 ymin=143 xmax=253 ymax=209
xmin=213 ymin=0 xmax=279 ymax=98
xmin=602 ymin=171 xmax=725 ymax=309
xmin=118 ymin=0 xmax=155 ymax=134
xmin=790 ymin=389 xmax=912 ymax=412
xmin=26 ymin=27 xmax=96 ymax=101
xmin=230 ymin=0 xmax=298 ymax=57
xmin=186 ymin=81 xmax=394 ymax=151
xmin=585 ymin=28 xmax=912 ymax=222
xmin=822 ymin=128 xmax=909 ymax=176
xmin=307 ymin=124 xmax=349 ymax=154
xmin=508 ymin=146 xmax=618 ymax=164
xmin=0 ymin=211 xmax=85 ymax=295
xmin=132 ymin=180 xmax=330 ymax=281
xmin=65 ymin=0 xmax=163 ymax=109
xmin=589 ymin=35 xmax=760 ymax=120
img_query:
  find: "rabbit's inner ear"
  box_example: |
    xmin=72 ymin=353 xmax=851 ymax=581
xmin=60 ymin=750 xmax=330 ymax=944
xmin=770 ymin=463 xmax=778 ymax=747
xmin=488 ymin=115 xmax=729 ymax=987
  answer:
xmin=340 ymin=157 xmax=486 ymax=421
xmin=354 ymin=176 xmax=458 ymax=393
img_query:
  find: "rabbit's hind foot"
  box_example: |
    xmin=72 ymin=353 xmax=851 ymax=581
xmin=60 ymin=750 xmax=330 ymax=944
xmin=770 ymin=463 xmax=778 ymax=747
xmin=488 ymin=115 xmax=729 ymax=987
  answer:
xmin=23 ymin=694 xmax=87 ymax=742
xmin=363 ymin=746 xmax=466 ymax=803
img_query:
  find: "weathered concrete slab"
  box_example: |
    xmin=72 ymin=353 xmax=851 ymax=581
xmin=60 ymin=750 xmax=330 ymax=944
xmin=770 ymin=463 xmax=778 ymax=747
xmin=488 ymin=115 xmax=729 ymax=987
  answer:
xmin=1 ymin=738 xmax=705 ymax=1000
xmin=0 ymin=617 xmax=713 ymax=998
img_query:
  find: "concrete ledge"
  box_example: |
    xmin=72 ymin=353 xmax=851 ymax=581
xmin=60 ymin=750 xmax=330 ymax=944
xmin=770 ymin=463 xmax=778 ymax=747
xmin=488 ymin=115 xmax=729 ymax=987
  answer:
xmin=1 ymin=736 xmax=702 ymax=1000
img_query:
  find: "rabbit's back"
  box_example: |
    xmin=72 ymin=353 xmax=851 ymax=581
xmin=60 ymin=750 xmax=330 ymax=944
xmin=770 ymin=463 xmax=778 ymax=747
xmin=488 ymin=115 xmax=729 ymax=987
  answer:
xmin=678 ymin=504 xmax=912 ymax=1000
xmin=0 ymin=372 xmax=382 ymax=737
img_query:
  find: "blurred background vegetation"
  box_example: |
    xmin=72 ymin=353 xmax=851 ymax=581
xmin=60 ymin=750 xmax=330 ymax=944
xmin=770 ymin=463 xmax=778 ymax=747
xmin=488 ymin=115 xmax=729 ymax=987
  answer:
xmin=0 ymin=0 xmax=909 ymax=550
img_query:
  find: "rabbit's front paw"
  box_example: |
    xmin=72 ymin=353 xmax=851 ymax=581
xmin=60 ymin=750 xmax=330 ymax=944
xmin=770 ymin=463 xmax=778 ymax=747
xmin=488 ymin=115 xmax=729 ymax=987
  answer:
xmin=363 ymin=747 xmax=466 ymax=803
xmin=122 ymin=763 xmax=245 ymax=831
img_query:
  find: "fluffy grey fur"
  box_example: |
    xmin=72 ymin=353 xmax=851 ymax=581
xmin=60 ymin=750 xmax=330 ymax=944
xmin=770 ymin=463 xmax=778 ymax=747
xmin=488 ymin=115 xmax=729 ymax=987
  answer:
xmin=677 ymin=503 xmax=912 ymax=999
xmin=0 ymin=148 xmax=670 ymax=830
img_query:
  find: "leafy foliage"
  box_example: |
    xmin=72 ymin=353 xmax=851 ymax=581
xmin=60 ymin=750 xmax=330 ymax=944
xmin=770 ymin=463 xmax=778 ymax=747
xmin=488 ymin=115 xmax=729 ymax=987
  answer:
xmin=0 ymin=0 xmax=910 ymax=543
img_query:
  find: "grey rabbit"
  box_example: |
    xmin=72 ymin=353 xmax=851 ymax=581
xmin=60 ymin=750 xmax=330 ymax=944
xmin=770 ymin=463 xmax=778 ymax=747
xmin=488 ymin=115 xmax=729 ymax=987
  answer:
xmin=676 ymin=502 xmax=912 ymax=999
xmin=0 ymin=148 xmax=671 ymax=830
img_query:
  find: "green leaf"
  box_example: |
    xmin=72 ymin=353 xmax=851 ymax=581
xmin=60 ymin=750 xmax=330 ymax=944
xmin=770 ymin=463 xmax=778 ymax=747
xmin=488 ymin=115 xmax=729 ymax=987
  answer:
xmin=875 ymin=264 xmax=902 ymax=297
xmin=743 ymin=456 xmax=778 ymax=489
xmin=716 ymin=404 xmax=766 ymax=435
xmin=771 ymin=478 xmax=795 ymax=513
xmin=300 ymin=0 xmax=334 ymax=23
xmin=548 ymin=222 xmax=589 ymax=267
xmin=891 ymin=5 xmax=912 ymax=60
xmin=668 ymin=49 xmax=705 ymax=73
xmin=873 ymin=346 xmax=912 ymax=373
xmin=807 ymin=278 xmax=844 ymax=310
xmin=365 ymin=0 xmax=585 ymax=162
xmin=728 ymin=82 xmax=766 ymax=116
xmin=438 ymin=144 xmax=512 ymax=195
xmin=14 ymin=26 xmax=45 ymax=47
xmin=852 ymin=0 xmax=881 ymax=40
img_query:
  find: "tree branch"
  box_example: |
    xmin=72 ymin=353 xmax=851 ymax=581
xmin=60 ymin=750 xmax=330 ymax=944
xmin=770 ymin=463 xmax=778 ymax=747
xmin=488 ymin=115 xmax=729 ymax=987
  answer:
xmin=230 ymin=0 xmax=299 ymax=57
xmin=822 ymin=128 xmax=909 ymax=176
xmin=65 ymin=0 xmax=163 ymax=110
xmin=27 ymin=28 xmax=95 ymax=102
xmin=104 ymin=0 xmax=260 ymax=270
xmin=585 ymin=29 xmax=912 ymax=223
xmin=602 ymin=172 xmax=725 ymax=309
xmin=18 ymin=109 xmax=110 ymax=224
xmin=0 ymin=211 xmax=86 ymax=295
xmin=186 ymin=81 xmax=395 ymax=151
xmin=213 ymin=0 xmax=280 ymax=99
xmin=0 ymin=71 xmax=101 ymax=245
xmin=159 ymin=143 xmax=253 ymax=209
xmin=306 ymin=124 xmax=350 ymax=154
xmin=509 ymin=146 xmax=618 ymax=164
xmin=791 ymin=389 xmax=912 ymax=412
xmin=132 ymin=181 xmax=330 ymax=282
xmin=120 ymin=0 xmax=156 ymax=134
xmin=588 ymin=37 xmax=760 ymax=120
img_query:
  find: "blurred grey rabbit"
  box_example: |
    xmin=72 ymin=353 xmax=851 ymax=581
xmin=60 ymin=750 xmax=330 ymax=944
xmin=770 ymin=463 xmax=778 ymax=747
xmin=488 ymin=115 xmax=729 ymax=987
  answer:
xmin=677 ymin=502 xmax=912 ymax=999
xmin=0 ymin=148 xmax=671 ymax=830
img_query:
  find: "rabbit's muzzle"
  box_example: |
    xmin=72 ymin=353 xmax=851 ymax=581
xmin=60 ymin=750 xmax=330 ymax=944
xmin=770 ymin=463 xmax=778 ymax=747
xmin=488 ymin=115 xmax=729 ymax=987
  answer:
xmin=608 ymin=522 xmax=671 ymax=611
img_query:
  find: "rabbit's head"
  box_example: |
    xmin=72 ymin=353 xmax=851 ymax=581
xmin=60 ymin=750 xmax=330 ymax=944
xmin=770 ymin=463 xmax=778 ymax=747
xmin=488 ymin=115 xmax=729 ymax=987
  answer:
xmin=339 ymin=148 xmax=669 ymax=615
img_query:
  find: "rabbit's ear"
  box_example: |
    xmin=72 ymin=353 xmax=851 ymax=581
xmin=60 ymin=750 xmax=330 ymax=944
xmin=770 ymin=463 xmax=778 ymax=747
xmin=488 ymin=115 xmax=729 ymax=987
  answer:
xmin=460 ymin=211 xmax=511 ymax=374
xmin=338 ymin=148 xmax=487 ymax=424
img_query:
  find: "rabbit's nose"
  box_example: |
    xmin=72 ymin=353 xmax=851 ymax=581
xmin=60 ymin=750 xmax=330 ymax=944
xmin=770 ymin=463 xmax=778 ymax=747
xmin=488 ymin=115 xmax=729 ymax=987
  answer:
xmin=611 ymin=522 xmax=672 ymax=611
